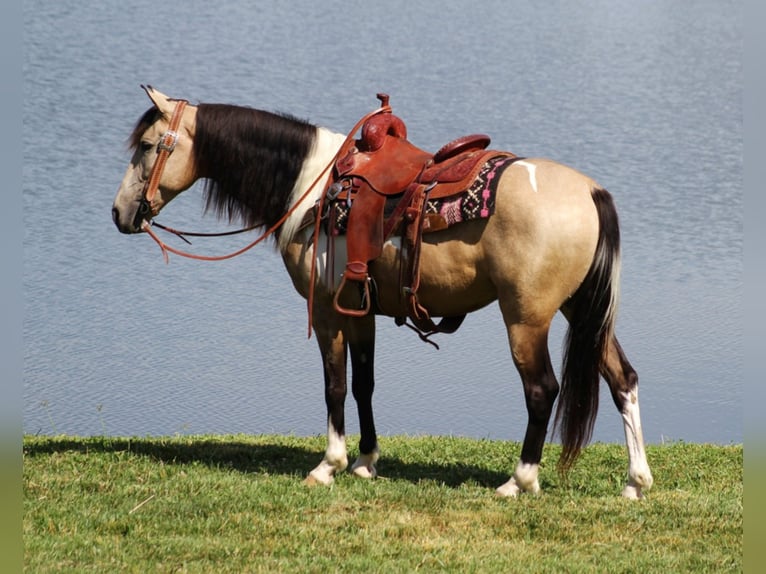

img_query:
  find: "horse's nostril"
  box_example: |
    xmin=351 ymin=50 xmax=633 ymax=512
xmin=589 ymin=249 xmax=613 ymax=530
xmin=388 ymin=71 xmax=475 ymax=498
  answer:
xmin=137 ymin=199 xmax=151 ymax=217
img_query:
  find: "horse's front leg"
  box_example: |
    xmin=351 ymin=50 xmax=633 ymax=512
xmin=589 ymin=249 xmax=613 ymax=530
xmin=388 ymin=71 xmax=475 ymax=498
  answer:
xmin=305 ymin=317 xmax=349 ymax=486
xmin=347 ymin=315 xmax=379 ymax=478
xmin=602 ymin=336 xmax=653 ymax=499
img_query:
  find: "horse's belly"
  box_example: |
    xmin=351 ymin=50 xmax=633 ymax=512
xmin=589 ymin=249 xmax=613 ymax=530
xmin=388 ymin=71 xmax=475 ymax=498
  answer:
xmin=369 ymin=231 xmax=497 ymax=317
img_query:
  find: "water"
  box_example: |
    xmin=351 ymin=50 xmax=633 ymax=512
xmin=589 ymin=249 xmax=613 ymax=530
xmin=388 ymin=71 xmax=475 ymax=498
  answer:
xmin=24 ymin=0 xmax=742 ymax=446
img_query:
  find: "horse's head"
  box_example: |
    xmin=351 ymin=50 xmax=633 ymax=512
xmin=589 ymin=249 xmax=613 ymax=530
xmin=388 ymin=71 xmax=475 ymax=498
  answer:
xmin=112 ymin=86 xmax=197 ymax=234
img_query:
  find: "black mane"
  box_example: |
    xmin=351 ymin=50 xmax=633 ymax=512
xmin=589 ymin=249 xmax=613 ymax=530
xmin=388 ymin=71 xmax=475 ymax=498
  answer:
xmin=193 ymin=103 xmax=317 ymax=231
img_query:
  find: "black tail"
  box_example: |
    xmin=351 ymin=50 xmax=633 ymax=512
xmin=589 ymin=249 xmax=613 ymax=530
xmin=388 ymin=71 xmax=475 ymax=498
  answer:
xmin=555 ymin=187 xmax=621 ymax=471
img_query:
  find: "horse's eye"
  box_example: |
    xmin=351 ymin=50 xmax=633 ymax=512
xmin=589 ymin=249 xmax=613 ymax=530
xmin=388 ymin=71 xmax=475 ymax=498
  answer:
xmin=140 ymin=141 xmax=154 ymax=153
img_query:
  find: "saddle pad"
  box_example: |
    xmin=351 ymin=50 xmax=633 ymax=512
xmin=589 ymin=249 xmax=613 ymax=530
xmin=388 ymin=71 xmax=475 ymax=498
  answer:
xmin=329 ymin=155 xmax=518 ymax=235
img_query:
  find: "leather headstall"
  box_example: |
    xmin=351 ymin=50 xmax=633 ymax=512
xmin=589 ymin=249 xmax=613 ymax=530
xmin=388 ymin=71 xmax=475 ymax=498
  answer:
xmin=141 ymin=99 xmax=188 ymax=213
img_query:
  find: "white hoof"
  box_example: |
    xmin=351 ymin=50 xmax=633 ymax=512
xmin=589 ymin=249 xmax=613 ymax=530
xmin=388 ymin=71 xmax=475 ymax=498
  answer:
xmin=621 ymin=484 xmax=644 ymax=500
xmin=351 ymin=462 xmax=377 ymax=479
xmin=495 ymin=478 xmax=522 ymax=497
xmin=305 ymin=469 xmax=334 ymax=486
xmin=304 ymin=472 xmax=333 ymax=487
xmin=305 ymin=458 xmax=346 ymax=486
xmin=622 ymin=471 xmax=653 ymax=499
xmin=496 ymin=462 xmax=541 ymax=497
xmin=622 ymin=464 xmax=653 ymax=499
xmin=350 ymin=450 xmax=379 ymax=479
xmin=495 ymin=476 xmax=540 ymax=497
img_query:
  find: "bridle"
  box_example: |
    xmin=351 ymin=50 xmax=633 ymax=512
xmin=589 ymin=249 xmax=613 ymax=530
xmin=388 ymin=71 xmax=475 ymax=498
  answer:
xmin=137 ymin=98 xmax=188 ymax=224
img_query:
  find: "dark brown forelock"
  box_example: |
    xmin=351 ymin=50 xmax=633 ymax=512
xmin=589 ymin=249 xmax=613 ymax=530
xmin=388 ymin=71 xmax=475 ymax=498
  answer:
xmin=127 ymin=107 xmax=162 ymax=151
xmin=192 ymin=103 xmax=317 ymax=231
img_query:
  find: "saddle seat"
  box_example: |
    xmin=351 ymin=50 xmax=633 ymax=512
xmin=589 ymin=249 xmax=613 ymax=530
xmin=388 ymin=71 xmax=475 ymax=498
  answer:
xmin=329 ymin=95 xmax=509 ymax=339
xmin=335 ymin=113 xmax=493 ymax=200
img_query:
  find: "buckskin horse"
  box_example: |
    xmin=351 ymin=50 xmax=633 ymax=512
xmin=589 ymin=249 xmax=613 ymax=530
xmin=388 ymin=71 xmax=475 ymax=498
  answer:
xmin=112 ymin=86 xmax=653 ymax=498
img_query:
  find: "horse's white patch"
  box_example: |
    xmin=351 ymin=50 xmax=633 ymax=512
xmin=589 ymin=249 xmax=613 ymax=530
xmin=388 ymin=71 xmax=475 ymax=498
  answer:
xmin=495 ymin=461 xmax=540 ymax=497
xmin=619 ymin=389 xmax=653 ymax=498
xmin=307 ymin=417 xmax=348 ymax=485
xmin=279 ymin=128 xmax=347 ymax=250
xmin=514 ymin=160 xmax=539 ymax=193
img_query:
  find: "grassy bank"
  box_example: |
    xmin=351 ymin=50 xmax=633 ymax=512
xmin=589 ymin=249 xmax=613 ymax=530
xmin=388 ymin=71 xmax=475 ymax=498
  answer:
xmin=23 ymin=435 xmax=742 ymax=572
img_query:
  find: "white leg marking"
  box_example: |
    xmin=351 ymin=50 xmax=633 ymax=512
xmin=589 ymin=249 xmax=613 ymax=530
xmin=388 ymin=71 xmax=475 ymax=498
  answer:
xmin=620 ymin=389 xmax=653 ymax=499
xmin=514 ymin=160 xmax=539 ymax=193
xmin=306 ymin=418 xmax=348 ymax=486
xmin=350 ymin=446 xmax=380 ymax=479
xmin=495 ymin=462 xmax=540 ymax=497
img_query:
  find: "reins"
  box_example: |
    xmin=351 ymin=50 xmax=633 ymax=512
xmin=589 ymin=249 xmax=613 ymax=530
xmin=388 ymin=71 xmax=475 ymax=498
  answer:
xmin=141 ymin=96 xmax=393 ymax=336
xmin=140 ymin=163 xmax=328 ymax=264
xmin=149 ymin=221 xmax=260 ymax=244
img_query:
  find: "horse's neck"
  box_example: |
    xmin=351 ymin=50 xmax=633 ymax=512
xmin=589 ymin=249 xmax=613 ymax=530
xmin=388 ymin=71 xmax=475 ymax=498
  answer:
xmin=277 ymin=127 xmax=346 ymax=250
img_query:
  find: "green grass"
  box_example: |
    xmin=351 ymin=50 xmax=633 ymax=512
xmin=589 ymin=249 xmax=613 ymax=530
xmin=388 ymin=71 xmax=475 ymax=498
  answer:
xmin=23 ymin=435 xmax=742 ymax=573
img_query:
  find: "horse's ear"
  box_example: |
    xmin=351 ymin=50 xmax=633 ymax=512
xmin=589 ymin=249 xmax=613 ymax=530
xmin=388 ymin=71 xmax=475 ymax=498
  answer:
xmin=141 ymin=85 xmax=175 ymax=117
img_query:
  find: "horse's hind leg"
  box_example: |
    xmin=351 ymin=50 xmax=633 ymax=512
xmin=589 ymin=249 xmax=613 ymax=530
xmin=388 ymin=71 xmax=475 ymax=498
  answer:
xmin=347 ymin=315 xmax=380 ymax=478
xmin=601 ymin=336 xmax=653 ymax=499
xmin=496 ymin=321 xmax=559 ymax=497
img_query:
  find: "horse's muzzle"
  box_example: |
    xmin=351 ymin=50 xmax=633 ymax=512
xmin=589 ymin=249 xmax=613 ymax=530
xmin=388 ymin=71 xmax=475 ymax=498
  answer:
xmin=112 ymin=199 xmax=151 ymax=234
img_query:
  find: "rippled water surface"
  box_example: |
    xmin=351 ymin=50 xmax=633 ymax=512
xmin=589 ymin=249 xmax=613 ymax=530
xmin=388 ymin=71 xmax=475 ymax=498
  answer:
xmin=24 ymin=0 xmax=742 ymax=445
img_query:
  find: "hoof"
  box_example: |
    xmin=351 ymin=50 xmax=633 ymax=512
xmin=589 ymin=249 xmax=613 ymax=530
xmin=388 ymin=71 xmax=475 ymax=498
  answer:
xmin=623 ymin=466 xmax=653 ymax=499
xmin=350 ymin=462 xmax=377 ymax=479
xmin=303 ymin=474 xmax=328 ymax=487
xmin=621 ymin=484 xmax=645 ymax=500
xmin=495 ymin=485 xmax=520 ymax=498
xmin=350 ymin=450 xmax=379 ymax=479
xmin=304 ymin=467 xmax=335 ymax=487
xmin=496 ymin=463 xmax=541 ymax=497
xmin=495 ymin=478 xmax=540 ymax=497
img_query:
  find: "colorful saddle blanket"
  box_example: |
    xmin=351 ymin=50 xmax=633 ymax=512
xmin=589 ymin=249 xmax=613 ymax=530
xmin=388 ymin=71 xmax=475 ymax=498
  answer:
xmin=328 ymin=154 xmax=518 ymax=236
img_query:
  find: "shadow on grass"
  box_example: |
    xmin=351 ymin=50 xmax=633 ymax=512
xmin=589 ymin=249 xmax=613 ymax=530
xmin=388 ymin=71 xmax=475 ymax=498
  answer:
xmin=23 ymin=436 xmax=510 ymax=489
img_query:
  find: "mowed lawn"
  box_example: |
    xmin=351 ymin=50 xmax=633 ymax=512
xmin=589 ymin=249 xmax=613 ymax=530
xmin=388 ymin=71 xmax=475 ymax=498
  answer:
xmin=23 ymin=435 xmax=742 ymax=572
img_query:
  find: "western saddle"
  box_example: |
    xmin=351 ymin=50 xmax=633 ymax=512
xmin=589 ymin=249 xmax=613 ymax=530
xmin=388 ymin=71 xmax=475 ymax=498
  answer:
xmin=325 ymin=94 xmax=513 ymax=342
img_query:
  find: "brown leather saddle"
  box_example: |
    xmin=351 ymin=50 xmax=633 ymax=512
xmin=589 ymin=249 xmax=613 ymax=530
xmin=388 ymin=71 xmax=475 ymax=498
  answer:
xmin=328 ymin=94 xmax=514 ymax=340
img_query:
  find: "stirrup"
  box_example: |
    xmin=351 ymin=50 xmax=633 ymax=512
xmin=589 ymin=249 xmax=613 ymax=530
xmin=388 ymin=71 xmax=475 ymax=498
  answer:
xmin=333 ymin=275 xmax=372 ymax=317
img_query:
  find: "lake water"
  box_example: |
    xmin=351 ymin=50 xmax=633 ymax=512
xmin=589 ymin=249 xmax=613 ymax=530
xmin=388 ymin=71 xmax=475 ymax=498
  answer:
xmin=23 ymin=0 xmax=742 ymax=446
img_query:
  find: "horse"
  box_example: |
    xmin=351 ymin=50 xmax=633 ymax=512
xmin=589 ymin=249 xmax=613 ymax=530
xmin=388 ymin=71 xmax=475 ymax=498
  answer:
xmin=112 ymin=86 xmax=653 ymax=499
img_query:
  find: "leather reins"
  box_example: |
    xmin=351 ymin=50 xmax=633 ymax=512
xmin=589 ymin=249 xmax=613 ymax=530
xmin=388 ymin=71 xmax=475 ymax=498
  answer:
xmin=139 ymin=97 xmax=393 ymax=336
